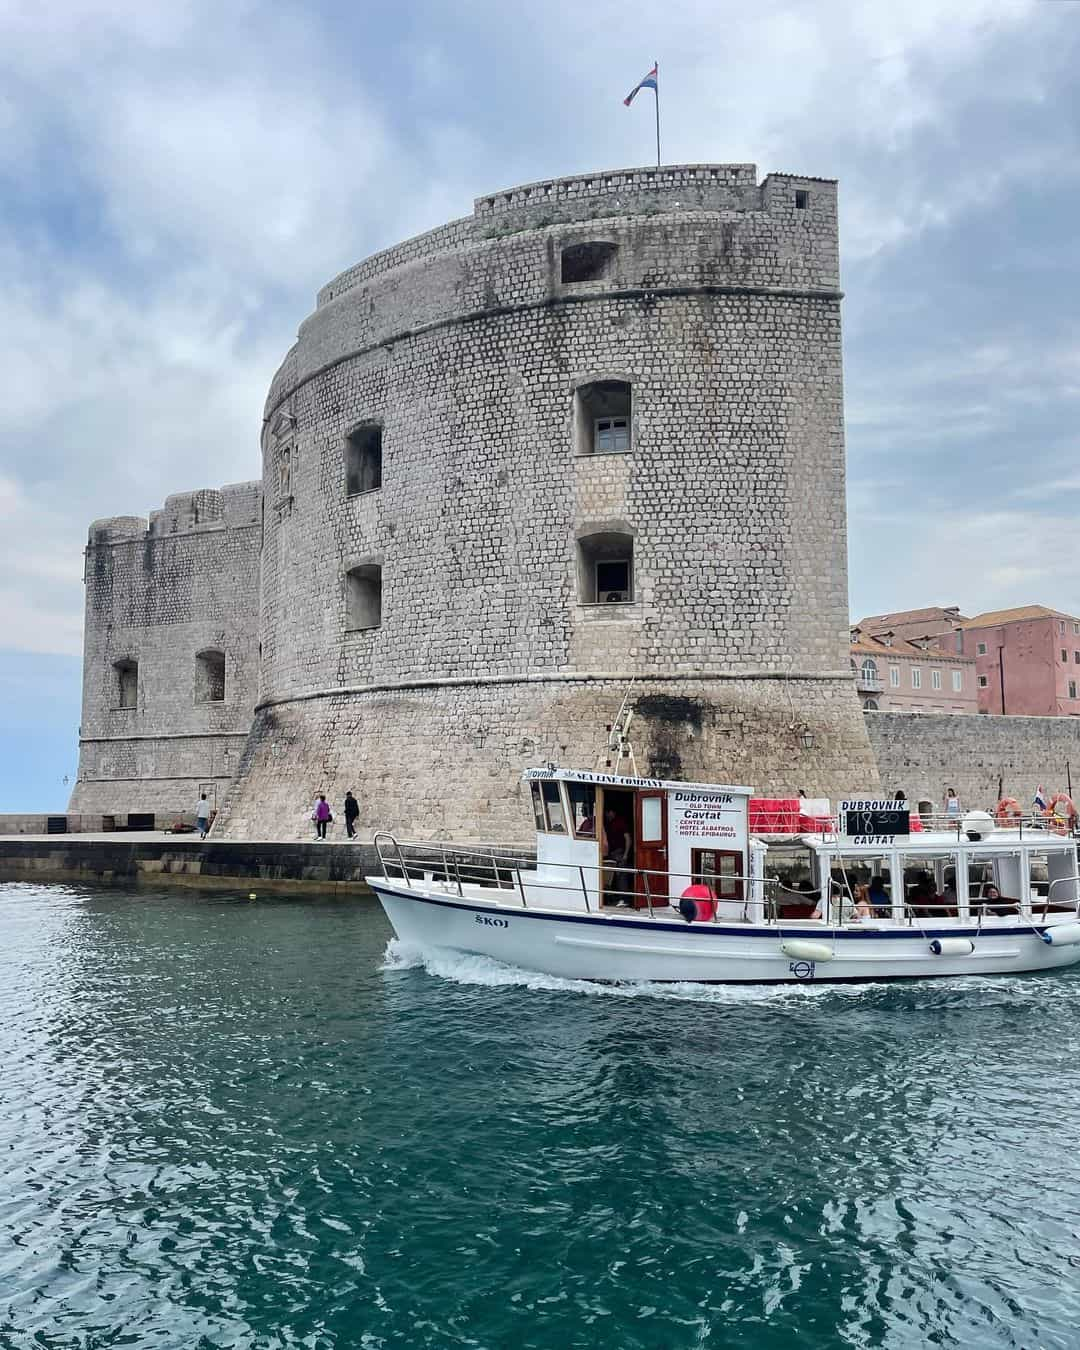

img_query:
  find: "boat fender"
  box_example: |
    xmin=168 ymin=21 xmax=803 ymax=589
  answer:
xmin=1040 ymin=923 xmax=1080 ymax=947
xmin=780 ymin=939 xmax=834 ymax=963
xmin=929 ymin=937 xmax=975 ymax=957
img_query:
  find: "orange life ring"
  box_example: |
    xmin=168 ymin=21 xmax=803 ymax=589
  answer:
xmin=1044 ymin=793 xmax=1078 ymax=834
xmin=995 ymin=797 xmax=1022 ymax=825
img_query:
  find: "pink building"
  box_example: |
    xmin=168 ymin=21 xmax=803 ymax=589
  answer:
xmin=961 ymin=605 xmax=1080 ymax=716
xmin=850 ymin=627 xmax=977 ymax=715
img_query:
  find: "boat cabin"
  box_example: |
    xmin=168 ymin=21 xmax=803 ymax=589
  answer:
xmin=522 ymin=767 xmax=755 ymax=913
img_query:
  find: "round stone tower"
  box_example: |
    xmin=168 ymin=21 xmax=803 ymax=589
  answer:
xmin=216 ymin=163 xmax=877 ymax=840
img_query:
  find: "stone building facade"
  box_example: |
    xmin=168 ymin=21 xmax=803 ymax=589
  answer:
xmin=72 ymin=163 xmax=880 ymax=839
xmin=69 ymin=484 xmax=261 ymax=818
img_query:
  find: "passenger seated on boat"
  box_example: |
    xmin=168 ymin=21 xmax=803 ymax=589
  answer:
xmin=852 ymin=889 xmax=874 ymax=921
xmin=778 ymin=878 xmax=819 ymax=919
xmin=976 ymin=884 xmax=1018 ymax=917
xmin=867 ymin=876 xmax=890 ymax=917
xmin=909 ymin=878 xmax=940 ymax=918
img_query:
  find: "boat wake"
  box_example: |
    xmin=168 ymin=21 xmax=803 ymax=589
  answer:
xmin=379 ymin=939 xmax=877 ymax=1004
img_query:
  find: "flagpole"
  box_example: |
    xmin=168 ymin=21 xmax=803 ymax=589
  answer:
xmin=654 ymin=60 xmax=661 ymax=166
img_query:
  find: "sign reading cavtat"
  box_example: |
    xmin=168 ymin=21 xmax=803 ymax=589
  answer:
xmin=839 ymin=798 xmax=911 ymax=845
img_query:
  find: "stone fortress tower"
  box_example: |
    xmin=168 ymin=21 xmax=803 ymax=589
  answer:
xmin=205 ymin=162 xmax=878 ymax=839
xmin=69 ymin=485 xmax=261 ymax=819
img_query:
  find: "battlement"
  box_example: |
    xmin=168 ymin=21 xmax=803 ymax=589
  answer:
xmin=88 ymin=481 xmax=261 ymax=547
xmin=317 ymin=164 xmax=836 ymax=309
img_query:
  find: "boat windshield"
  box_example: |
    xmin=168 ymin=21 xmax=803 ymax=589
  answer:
xmin=567 ymin=782 xmax=597 ymax=838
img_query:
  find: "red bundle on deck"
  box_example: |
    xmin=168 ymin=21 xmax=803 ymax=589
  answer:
xmin=749 ymin=798 xmax=801 ymax=833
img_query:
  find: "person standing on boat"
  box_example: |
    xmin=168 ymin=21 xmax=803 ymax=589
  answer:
xmin=195 ymin=793 xmax=211 ymax=840
xmin=343 ymin=790 xmax=360 ymax=839
xmin=313 ymin=794 xmax=332 ymax=840
xmin=603 ymin=805 xmax=633 ymax=906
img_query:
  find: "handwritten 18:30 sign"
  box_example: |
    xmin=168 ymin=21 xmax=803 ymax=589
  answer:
xmin=838 ymin=798 xmax=911 ymax=841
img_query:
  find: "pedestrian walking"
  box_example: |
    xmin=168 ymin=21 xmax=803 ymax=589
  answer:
xmin=312 ymin=793 xmax=332 ymax=840
xmin=343 ymin=790 xmax=360 ymax=839
xmin=195 ymin=792 xmax=211 ymax=839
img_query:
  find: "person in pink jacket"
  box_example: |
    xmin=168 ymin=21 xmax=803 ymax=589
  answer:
xmin=312 ymin=794 xmax=332 ymax=840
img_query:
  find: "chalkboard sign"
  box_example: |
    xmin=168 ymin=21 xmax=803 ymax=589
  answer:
xmin=839 ymin=799 xmax=911 ymax=841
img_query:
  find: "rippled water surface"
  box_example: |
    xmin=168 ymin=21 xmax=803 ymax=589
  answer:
xmin=4 ymin=884 xmax=1080 ymax=1348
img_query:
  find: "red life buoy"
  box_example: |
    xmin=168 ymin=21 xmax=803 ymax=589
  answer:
xmin=995 ymin=797 xmax=1022 ymax=825
xmin=1045 ymin=793 xmax=1078 ymax=834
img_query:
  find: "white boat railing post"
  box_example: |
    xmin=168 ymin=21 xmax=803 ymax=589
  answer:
xmin=643 ymin=869 xmax=654 ymax=919
xmin=452 ymin=854 xmax=464 ymax=897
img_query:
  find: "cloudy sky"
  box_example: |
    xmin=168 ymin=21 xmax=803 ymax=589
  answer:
xmin=2 ymin=0 xmax=1078 ymax=808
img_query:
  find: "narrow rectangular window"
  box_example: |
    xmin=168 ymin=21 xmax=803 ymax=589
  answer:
xmin=931 ymin=669 xmax=941 ymax=690
xmin=1071 ymin=681 xmax=1078 ymax=700
xmin=911 ymin=668 xmax=921 ymax=689
xmin=951 ymin=670 xmax=963 ymax=692
xmin=594 ymin=417 xmax=630 ymax=453
xmin=1073 ymin=623 xmax=1079 ymax=635
xmin=889 ymin=666 xmax=900 ymax=688
xmin=978 ymin=675 xmax=989 ymax=688
xmin=541 ymin=780 xmax=566 ymax=833
xmin=1063 ymin=649 xmax=1069 ymax=663
xmin=794 ymin=189 xmax=809 ymax=209
xmin=976 ymin=642 xmax=987 ymax=655
xmin=1061 ymin=621 xmax=1067 ymax=635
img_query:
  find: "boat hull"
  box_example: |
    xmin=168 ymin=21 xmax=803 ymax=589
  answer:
xmin=370 ymin=881 xmax=1080 ymax=984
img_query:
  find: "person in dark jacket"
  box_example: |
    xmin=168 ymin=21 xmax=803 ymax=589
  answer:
xmin=343 ymin=790 xmax=360 ymax=839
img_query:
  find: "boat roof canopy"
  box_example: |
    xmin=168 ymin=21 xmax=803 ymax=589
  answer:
xmin=522 ymin=766 xmax=754 ymax=796
xmin=806 ymin=829 xmax=1076 ymax=852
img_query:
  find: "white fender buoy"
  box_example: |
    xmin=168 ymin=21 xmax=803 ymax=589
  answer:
xmin=781 ymin=939 xmax=834 ymax=963
xmin=1041 ymin=923 xmax=1080 ymax=947
xmin=929 ymin=937 xmax=975 ymax=957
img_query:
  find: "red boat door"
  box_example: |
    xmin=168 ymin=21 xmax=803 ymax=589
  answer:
xmin=635 ymin=789 xmax=668 ymax=906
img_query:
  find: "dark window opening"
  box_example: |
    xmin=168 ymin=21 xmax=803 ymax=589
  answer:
xmin=195 ymin=649 xmax=226 ymax=703
xmin=114 ymin=659 xmax=138 ymax=709
xmin=561 ymin=241 xmax=618 ymax=284
xmin=578 ymin=530 xmax=634 ymax=604
xmin=346 ymin=564 xmax=382 ymax=631
xmin=574 ymin=380 xmax=632 ymax=456
xmin=795 ymin=189 xmax=809 ymax=209
xmin=345 ymin=424 xmax=383 ymax=496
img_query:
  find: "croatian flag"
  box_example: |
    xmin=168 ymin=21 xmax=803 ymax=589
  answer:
xmin=1035 ymin=784 xmax=1048 ymax=811
xmin=623 ymin=64 xmax=658 ymax=106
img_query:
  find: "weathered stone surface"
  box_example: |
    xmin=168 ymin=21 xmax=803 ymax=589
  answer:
xmin=70 ymin=164 xmax=882 ymax=838
xmin=867 ymin=712 xmax=1080 ymax=809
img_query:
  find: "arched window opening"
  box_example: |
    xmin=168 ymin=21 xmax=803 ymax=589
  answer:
xmin=863 ymin=699 xmax=879 ymax=712
xmin=346 ymin=564 xmax=382 ymax=631
xmin=345 ymin=423 xmax=383 ymax=496
xmin=574 ymin=380 xmax=631 ymax=456
xmin=195 ymin=649 xmax=226 ymax=703
xmin=114 ymin=659 xmax=138 ymax=709
xmin=577 ymin=531 xmax=634 ymax=604
xmin=860 ymin=658 xmax=878 ymax=681
xmin=561 ymin=241 xmax=618 ymax=284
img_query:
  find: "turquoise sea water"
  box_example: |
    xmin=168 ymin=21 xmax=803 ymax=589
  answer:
xmin=3 ymin=885 xmax=1080 ymax=1348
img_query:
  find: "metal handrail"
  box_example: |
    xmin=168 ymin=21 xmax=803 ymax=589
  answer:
xmin=371 ymin=834 xmax=1080 ymax=927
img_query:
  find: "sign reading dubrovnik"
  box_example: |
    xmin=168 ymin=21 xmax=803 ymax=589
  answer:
xmin=839 ymin=798 xmax=910 ymax=845
xmin=671 ymin=790 xmax=746 ymax=844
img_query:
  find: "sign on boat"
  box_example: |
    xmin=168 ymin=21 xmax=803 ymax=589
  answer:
xmin=368 ymin=769 xmax=1080 ymax=984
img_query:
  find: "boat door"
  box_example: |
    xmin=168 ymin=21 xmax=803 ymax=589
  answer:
xmin=635 ymin=789 xmax=668 ymax=906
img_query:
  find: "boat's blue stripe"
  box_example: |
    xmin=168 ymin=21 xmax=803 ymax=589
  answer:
xmin=368 ymin=880 xmax=1054 ymax=942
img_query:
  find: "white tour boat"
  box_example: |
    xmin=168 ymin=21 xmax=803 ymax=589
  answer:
xmin=368 ymin=769 xmax=1080 ymax=984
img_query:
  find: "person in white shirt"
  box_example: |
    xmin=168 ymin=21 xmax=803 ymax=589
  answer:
xmin=195 ymin=793 xmax=211 ymax=839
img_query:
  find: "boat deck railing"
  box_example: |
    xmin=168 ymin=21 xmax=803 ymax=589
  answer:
xmin=372 ymin=835 xmax=1080 ymax=926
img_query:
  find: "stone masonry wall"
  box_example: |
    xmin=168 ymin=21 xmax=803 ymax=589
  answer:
xmin=69 ymin=482 xmax=262 ymax=817
xmin=867 ymin=711 xmax=1080 ymax=811
xmin=212 ymin=163 xmax=879 ymax=840
xmin=219 ymin=676 xmax=878 ymax=842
